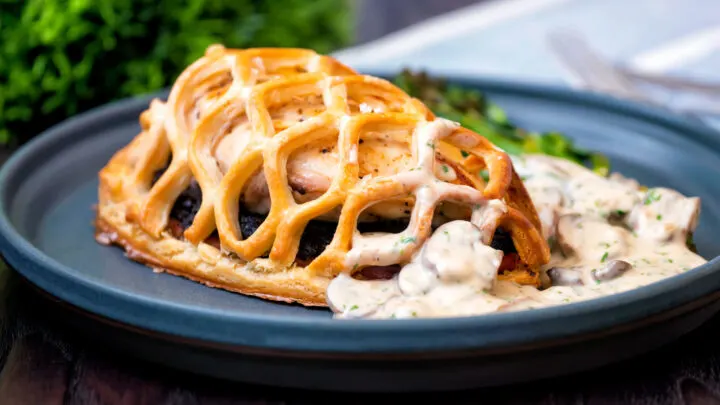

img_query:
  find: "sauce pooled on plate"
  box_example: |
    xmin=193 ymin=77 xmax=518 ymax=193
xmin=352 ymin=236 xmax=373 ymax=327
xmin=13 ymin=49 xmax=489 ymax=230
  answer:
xmin=326 ymin=153 xmax=706 ymax=319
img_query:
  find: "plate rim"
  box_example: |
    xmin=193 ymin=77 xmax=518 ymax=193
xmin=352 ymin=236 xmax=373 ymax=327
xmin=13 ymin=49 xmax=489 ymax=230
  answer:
xmin=1 ymin=74 xmax=720 ymax=354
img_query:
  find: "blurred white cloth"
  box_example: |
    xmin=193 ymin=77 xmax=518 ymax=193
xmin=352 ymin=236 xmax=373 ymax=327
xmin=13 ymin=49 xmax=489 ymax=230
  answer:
xmin=334 ymin=0 xmax=720 ymax=126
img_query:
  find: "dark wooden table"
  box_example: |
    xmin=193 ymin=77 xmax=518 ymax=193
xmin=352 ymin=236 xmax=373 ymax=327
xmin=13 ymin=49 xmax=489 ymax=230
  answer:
xmin=3 ymin=3 xmax=720 ymax=401
xmin=2 ymin=260 xmax=720 ymax=405
xmin=6 ymin=1 xmax=720 ymax=403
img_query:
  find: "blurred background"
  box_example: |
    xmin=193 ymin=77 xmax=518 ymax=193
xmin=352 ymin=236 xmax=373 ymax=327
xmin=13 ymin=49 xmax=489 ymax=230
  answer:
xmin=2 ymin=0 xmax=472 ymax=150
xmin=2 ymin=0 xmax=719 ymax=151
xmin=1 ymin=0 xmax=352 ymax=149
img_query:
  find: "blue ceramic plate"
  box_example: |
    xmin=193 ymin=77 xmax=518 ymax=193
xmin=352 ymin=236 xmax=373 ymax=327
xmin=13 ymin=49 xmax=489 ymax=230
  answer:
xmin=1 ymin=75 xmax=720 ymax=392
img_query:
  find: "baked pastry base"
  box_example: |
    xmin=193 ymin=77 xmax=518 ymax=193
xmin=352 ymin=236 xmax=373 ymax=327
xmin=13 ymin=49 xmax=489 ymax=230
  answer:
xmin=94 ymin=198 xmax=331 ymax=307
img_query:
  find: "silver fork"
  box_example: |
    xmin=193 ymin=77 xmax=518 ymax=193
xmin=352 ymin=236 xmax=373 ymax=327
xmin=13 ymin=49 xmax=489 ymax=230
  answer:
xmin=546 ymin=30 xmax=720 ymax=118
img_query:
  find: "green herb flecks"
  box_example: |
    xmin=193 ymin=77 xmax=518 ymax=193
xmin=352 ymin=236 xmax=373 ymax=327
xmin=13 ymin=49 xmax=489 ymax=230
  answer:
xmin=644 ymin=189 xmax=662 ymax=205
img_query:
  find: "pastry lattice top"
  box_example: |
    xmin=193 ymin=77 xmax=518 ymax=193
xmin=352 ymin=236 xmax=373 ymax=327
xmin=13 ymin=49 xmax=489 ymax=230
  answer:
xmin=114 ymin=44 xmax=550 ymax=280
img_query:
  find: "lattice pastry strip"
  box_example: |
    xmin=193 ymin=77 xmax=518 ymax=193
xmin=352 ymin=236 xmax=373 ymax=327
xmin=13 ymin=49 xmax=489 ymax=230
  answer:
xmin=185 ymin=73 xmax=321 ymax=244
xmin=186 ymin=72 xmax=341 ymax=244
xmin=212 ymin=74 xmax=430 ymax=262
xmin=96 ymin=44 xmax=551 ymax=307
xmin=135 ymin=45 xmax=357 ymax=239
xmin=307 ymin=115 xmax=549 ymax=278
xmin=118 ymin=99 xmax=172 ymax=224
xmin=137 ymin=46 xmax=239 ymax=237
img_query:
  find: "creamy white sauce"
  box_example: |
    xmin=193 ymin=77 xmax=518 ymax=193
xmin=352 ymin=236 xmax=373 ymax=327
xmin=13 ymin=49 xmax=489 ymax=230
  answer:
xmin=341 ymin=118 xmax=490 ymax=269
xmin=326 ymin=152 xmax=706 ymax=319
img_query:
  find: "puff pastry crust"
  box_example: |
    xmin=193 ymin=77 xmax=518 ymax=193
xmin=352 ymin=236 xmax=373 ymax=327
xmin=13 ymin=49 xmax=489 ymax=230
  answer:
xmin=95 ymin=44 xmax=550 ymax=306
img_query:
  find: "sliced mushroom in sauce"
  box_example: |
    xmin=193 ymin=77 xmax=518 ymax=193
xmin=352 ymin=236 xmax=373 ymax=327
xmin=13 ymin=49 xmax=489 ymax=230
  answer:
xmin=592 ymin=260 xmax=632 ymax=282
xmin=326 ymin=154 xmax=707 ymax=319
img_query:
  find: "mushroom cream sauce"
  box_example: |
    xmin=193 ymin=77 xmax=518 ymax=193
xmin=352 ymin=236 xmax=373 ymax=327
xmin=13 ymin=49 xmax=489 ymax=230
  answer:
xmin=326 ymin=121 xmax=705 ymax=319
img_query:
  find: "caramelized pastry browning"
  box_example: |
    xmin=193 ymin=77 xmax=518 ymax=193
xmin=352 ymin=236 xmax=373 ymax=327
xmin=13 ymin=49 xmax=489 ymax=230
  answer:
xmin=95 ymin=44 xmax=549 ymax=306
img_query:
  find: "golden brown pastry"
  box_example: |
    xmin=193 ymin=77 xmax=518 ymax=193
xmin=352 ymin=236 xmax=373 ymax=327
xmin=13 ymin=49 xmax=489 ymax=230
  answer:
xmin=95 ymin=44 xmax=550 ymax=306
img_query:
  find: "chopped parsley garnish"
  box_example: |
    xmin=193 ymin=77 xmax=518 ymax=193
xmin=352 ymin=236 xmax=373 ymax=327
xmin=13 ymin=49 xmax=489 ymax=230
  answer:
xmin=426 ymin=141 xmax=435 ymax=149
xmin=600 ymin=252 xmax=609 ymax=262
xmin=441 ymin=165 xmax=449 ymax=173
xmin=656 ymin=214 xmax=663 ymax=221
xmin=643 ymin=189 xmax=662 ymax=205
xmin=461 ymin=150 xmax=470 ymax=158
xmin=350 ymin=305 xmax=359 ymax=311
xmin=399 ymin=236 xmax=417 ymax=244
